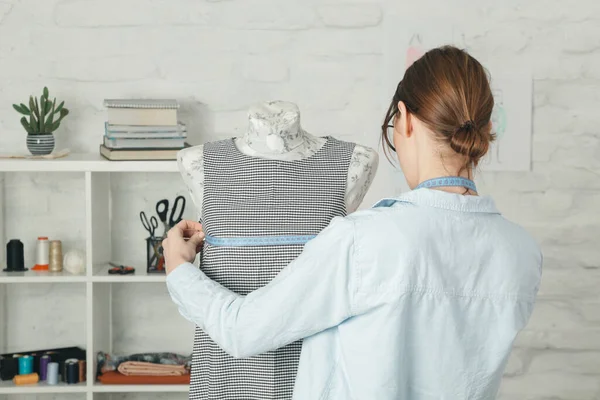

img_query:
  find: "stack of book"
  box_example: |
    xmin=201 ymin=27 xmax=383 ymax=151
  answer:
xmin=100 ymin=99 xmax=188 ymax=161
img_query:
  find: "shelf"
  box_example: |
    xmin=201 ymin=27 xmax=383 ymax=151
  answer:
xmin=0 ymin=265 xmax=169 ymax=283
xmin=0 ymin=269 xmax=86 ymax=283
xmin=0 ymin=154 xmax=192 ymax=398
xmin=92 ymin=383 xmax=189 ymax=393
xmin=92 ymin=264 xmax=167 ymax=283
xmin=0 ymin=153 xmax=179 ymax=172
xmin=0 ymin=381 xmax=189 ymax=394
xmin=0 ymin=380 xmax=87 ymax=394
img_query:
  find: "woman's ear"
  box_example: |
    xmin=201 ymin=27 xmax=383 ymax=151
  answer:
xmin=396 ymin=101 xmax=412 ymax=138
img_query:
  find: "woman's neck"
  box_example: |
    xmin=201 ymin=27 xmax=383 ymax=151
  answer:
xmin=243 ymin=101 xmax=306 ymax=155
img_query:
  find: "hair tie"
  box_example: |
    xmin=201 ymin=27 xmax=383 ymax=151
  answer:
xmin=460 ymin=120 xmax=476 ymax=131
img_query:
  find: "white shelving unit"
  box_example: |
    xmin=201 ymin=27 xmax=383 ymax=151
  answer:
xmin=0 ymin=154 xmax=189 ymax=399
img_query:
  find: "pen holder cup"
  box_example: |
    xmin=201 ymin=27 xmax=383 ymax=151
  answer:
xmin=146 ymin=236 xmax=165 ymax=274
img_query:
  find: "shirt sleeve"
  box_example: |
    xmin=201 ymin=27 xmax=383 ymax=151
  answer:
xmin=166 ymin=216 xmax=358 ymax=358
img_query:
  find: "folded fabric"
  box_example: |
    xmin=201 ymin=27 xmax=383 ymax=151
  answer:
xmin=98 ymin=371 xmax=190 ymax=385
xmin=117 ymin=361 xmax=188 ymax=376
xmin=96 ymin=352 xmax=191 ymax=376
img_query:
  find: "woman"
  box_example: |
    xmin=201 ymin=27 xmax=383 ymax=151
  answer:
xmin=164 ymin=46 xmax=542 ymax=399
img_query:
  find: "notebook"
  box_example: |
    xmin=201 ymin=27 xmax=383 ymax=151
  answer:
xmin=105 ymin=122 xmax=187 ymax=139
xmin=104 ymin=99 xmax=179 ymax=126
xmin=103 ymin=99 xmax=179 ymax=109
xmin=105 ymin=122 xmax=187 ymax=133
xmin=99 ymin=144 xmax=189 ymax=161
xmin=103 ymin=136 xmax=186 ymax=149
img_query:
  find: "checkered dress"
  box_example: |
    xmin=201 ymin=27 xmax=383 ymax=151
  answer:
xmin=190 ymin=137 xmax=355 ymax=400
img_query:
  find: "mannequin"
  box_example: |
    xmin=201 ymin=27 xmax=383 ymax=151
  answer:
xmin=176 ymin=100 xmax=378 ymax=400
xmin=178 ymin=101 xmax=379 ymax=218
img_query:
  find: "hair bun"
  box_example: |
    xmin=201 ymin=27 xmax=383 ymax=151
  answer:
xmin=450 ymin=120 xmax=490 ymax=166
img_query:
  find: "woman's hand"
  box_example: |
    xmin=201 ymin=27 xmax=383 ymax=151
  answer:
xmin=162 ymin=220 xmax=205 ymax=275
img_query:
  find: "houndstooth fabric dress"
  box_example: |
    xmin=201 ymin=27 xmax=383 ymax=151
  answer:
xmin=190 ymin=136 xmax=355 ymax=400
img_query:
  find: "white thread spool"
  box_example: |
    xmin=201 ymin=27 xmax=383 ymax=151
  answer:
xmin=34 ymin=236 xmax=49 ymax=269
xmin=47 ymin=362 xmax=59 ymax=385
xmin=63 ymin=249 xmax=86 ymax=275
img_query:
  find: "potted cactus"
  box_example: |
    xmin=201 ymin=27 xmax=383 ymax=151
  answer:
xmin=13 ymin=87 xmax=69 ymax=155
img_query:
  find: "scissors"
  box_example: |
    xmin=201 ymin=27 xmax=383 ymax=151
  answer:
xmin=108 ymin=262 xmax=135 ymax=275
xmin=156 ymin=195 xmax=186 ymax=236
xmin=140 ymin=211 xmax=159 ymax=237
xmin=140 ymin=211 xmax=162 ymax=264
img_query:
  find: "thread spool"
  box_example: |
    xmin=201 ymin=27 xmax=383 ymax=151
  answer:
xmin=39 ymin=354 xmax=50 ymax=381
xmin=0 ymin=355 xmax=18 ymax=381
xmin=65 ymin=359 xmax=79 ymax=384
xmin=63 ymin=249 xmax=85 ymax=275
xmin=47 ymin=362 xmax=59 ymax=385
xmin=78 ymin=360 xmax=86 ymax=382
xmin=32 ymin=237 xmax=50 ymax=271
xmin=48 ymin=240 xmax=63 ymax=272
xmin=63 ymin=358 xmax=78 ymax=383
xmin=13 ymin=372 xmax=39 ymax=385
xmin=4 ymin=239 xmax=26 ymax=272
xmin=18 ymin=355 xmax=33 ymax=375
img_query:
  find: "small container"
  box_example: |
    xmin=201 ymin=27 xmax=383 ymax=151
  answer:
xmin=146 ymin=236 xmax=165 ymax=274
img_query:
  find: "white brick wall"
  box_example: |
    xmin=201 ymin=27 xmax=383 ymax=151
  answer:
xmin=1 ymin=1 xmax=599 ymax=398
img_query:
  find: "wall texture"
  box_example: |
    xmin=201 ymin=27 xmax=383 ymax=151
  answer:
xmin=0 ymin=0 xmax=599 ymax=399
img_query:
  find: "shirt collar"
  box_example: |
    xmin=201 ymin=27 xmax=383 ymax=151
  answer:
xmin=373 ymin=188 xmax=500 ymax=214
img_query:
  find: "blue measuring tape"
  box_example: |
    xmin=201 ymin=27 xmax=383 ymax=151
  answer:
xmin=416 ymin=176 xmax=477 ymax=192
xmin=204 ymin=234 xmax=317 ymax=247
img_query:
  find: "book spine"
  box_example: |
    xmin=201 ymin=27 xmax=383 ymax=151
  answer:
xmin=103 ymin=137 xmax=185 ymax=149
xmin=104 ymin=124 xmax=186 ymax=139
xmin=106 ymin=108 xmax=178 ymax=126
xmin=105 ymin=132 xmax=186 ymax=139
xmin=103 ymin=100 xmax=179 ymax=109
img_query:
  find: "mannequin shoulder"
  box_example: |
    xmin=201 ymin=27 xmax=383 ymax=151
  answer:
xmin=351 ymin=144 xmax=379 ymax=170
xmin=177 ymin=144 xmax=205 ymax=172
xmin=344 ymin=144 xmax=379 ymax=212
xmin=178 ymin=144 xmax=204 ymax=162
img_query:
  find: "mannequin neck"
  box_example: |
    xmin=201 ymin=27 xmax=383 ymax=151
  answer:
xmin=243 ymin=101 xmax=307 ymax=155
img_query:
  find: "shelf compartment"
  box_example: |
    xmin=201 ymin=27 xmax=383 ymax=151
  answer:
xmin=0 ymin=154 xmax=179 ymax=173
xmin=92 ymin=265 xmax=166 ymax=283
xmin=0 ymin=380 xmax=87 ymax=394
xmin=2 ymin=283 xmax=86 ymax=355
xmin=92 ymin=384 xmax=189 ymax=393
xmin=0 ymin=270 xmax=86 ymax=283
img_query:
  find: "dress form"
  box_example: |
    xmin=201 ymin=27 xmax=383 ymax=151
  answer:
xmin=178 ymin=101 xmax=379 ymax=217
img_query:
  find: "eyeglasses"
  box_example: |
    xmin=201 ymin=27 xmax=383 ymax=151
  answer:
xmin=383 ymin=80 xmax=419 ymax=156
xmin=386 ymin=123 xmax=396 ymax=152
xmin=385 ymin=113 xmax=397 ymax=153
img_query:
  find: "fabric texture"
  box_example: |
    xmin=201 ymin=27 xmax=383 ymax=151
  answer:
xmin=118 ymin=362 xmax=188 ymax=376
xmin=96 ymin=352 xmax=191 ymax=377
xmin=98 ymin=371 xmax=190 ymax=385
xmin=189 ymin=137 xmax=354 ymax=400
xmin=168 ymin=188 xmax=543 ymax=400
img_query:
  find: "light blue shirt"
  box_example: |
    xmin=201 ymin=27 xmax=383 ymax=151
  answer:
xmin=167 ymin=189 xmax=542 ymax=399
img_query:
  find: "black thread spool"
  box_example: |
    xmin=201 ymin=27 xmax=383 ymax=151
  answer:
xmin=64 ymin=359 xmax=79 ymax=384
xmin=3 ymin=239 xmax=26 ymax=272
